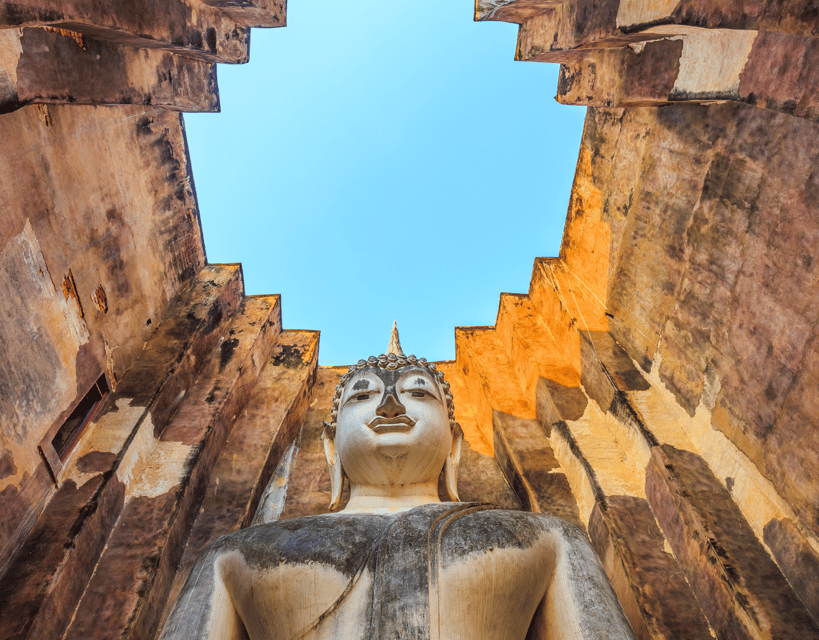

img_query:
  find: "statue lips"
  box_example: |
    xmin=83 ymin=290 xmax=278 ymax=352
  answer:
xmin=368 ymin=415 xmax=416 ymax=434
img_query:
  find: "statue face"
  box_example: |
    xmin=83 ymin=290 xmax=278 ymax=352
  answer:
xmin=335 ymin=365 xmax=452 ymax=489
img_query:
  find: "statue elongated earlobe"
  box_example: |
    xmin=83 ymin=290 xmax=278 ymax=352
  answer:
xmin=321 ymin=422 xmax=344 ymax=510
xmin=444 ymin=423 xmax=464 ymax=502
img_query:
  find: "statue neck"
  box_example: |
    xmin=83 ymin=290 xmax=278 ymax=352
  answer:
xmin=340 ymin=480 xmax=442 ymax=514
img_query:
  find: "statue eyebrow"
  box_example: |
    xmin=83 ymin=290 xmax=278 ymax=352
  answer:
xmin=402 ymin=375 xmax=441 ymax=399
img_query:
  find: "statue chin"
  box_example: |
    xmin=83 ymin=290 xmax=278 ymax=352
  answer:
xmin=374 ymin=440 xmax=409 ymax=460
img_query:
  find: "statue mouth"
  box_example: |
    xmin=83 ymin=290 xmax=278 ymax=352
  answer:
xmin=368 ymin=415 xmax=416 ymax=433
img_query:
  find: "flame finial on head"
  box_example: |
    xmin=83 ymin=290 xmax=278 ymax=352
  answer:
xmin=387 ymin=320 xmax=404 ymax=356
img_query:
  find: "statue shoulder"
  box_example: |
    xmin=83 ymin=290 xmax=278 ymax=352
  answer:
xmin=441 ymin=506 xmax=590 ymax=552
xmin=199 ymin=512 xmax=395 ymax=572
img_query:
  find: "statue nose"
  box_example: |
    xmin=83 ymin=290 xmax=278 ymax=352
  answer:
xmin=375 ymin=391 xmax=406 ymax=419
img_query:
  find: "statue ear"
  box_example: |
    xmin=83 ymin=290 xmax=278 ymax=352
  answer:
xmin=444 ymin=422 xmax=463 ymax=502
xmin=321 ymin=422 xmax=344 ymax=510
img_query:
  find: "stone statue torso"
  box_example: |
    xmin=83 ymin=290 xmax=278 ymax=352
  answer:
xmin=197 ymin=504 xmax=558 ymax=640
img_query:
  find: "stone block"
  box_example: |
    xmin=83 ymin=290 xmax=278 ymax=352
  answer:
xmin=452 ymin=437 xmax=521 ymax=509
xmin=0 ymin=474 xmax=124 ymax=640
xmin=513 ymin=0 xmax=819 ymax=67
xmin=738 ymin=31 xmax=819 ymax=119
xmin=527 ymin=259 xmax=585 ymax=372
xmin=11 ymin=28 xmax=220 ymax=112
xmin=116 ymin=264 xmax=245 ymax=430
xmin=437 ymin=361 xmax=492 ymax=455
xmin=278 ymin=368 xmax=344 ymax=520
xmin=0 ymin=0 xmax=257 ymax=64
xmin=580 ymin=331 xmax=649 ymax=414
xmin=646 ymin=445 xmax=819 ymax=639
xmin=559 ymin=35 xmax=819 ymax=162
xmin=201 ymin=0 xmax=286 ymax=29
xmin=536 ymin=377 xmax=588 ymax=431
xmin=578 ymin=332 xmax=657 ymax=459
xmin=474 ymin=0 xmax=551 ymax=23
xmin=515 ymin=0 xmax=647 ymax=64
xmin=495 ymin=293 xmax=580 ymax=399
xmin=493 ymin=410 xmax=581 ymax=525
xmin=672 ymin=0 xmax=819 ymax=38
xmin=454 ymin=326 xmax=534 ymax=436
xmin=557 ymin=40 xmax=683 ymax=108
xmin=589 ymin=496 xmax=712 ymax=640
xmin=537 ymin=372 xmax=648 ymax=520
xmin=159 ymin=294 xmax=281 ymax=444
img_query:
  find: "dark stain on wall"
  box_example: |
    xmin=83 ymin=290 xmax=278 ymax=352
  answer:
xmin=540 ymin=379 xmax=588 ymax=422
xmin=74 ymin=342 xmax=101 ymax=399
xmin=271 ymin=343 xmax=308 ymax=369
xmin=0 ymin=450 xmax=17 ymax=479
xmin=627 ymin=39 xmax=683 ymax=99
xmin=0 ymin=474 xmax=30 ymax=563
xmin=0 ymin=327 xmax=62 ymax=442
xmin=0 ymin=3 xmax=62 ymax=25
xmin=219 ymin=337 xmax=240 ymax=372
xmin=763 ymin=517 xmax=819 ymax=623
xmin=77 ymin=451 xmax=117 ymax=474
xmin=202 ymin=303 xmax=224 ymax=336
xmin=89 ymin=208 xmax=132 ymax=299
xmin=135 ymin=115 xmax=154 ymax=136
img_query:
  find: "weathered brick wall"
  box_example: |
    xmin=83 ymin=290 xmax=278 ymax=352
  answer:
xmin=1 ymin=0 xmax=284 ymax=112
xmin=451 ymin=100 xmax=819 ymax=640
xmin=0 ymin=0 xmax=288 ymax=631
xmin=0 ymin=105 xmax=206 ymax=573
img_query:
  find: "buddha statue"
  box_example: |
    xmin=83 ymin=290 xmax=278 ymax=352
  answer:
xmin=159 ymin=349 xmax=636 ymax=640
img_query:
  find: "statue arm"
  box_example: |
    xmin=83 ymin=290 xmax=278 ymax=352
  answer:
xmin=158 ymin=546 xmax=247 ymax=640
xmin=530 ymin=520 xmax=636 ymax=640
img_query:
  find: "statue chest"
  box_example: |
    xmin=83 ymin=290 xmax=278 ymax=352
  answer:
xmin=220 ymin=505 xmax=554 ymax=640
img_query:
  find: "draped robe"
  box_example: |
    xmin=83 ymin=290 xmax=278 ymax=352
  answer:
xmin=160 ymin=503 xmax=635 ymax=640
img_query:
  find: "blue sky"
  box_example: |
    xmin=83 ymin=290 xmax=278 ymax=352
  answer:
xmin=185 ymin=1 xmax=585 ymax=365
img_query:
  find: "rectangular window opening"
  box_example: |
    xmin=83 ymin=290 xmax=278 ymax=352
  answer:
xmin=51 ymin=375 xmax=110 ymax=460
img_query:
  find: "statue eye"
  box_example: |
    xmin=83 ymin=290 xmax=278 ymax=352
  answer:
xmin=355 ymin=394 xmax=371 ymax=401
xmin=410 ymin=391 xmax=427 ymax=398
